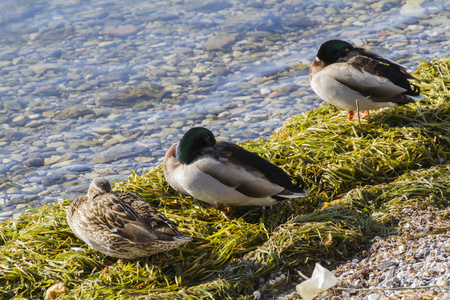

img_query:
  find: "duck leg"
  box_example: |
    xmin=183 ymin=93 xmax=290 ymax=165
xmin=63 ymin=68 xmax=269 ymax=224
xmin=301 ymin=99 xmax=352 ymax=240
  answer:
xmin=355 ymin=100 xmax=369 ymax=136
xmin=347 ymin=110 xmax=355 ymax=120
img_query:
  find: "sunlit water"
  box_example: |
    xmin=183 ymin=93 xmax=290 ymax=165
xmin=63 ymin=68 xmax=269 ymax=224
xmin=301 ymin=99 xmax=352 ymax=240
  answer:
xmin=0 ymin=0 xmax=448 ymax=220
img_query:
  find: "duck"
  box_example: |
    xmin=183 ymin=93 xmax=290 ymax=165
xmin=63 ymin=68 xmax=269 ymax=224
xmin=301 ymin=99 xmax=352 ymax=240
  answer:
xmin=66 ymin=177 xmax=191 ymax=259
xmin=163 ymin=127 xmax=306 ymax=207
xmin=309 ymin=39 xmax=422 ymax=120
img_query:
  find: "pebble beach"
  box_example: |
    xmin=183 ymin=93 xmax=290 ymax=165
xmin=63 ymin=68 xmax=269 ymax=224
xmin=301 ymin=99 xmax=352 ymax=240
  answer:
xmin=0 ymin=0 xmax=449 ymax=223
xmin=274 ymin=208 xmax=450 ymax=300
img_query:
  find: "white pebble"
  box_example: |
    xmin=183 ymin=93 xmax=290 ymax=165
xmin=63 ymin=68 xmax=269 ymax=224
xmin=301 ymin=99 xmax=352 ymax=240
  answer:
xmin=253 ymin=291 xmax=261 ymax=299
xmin=260 ymin=88 xmax=271 ymax=95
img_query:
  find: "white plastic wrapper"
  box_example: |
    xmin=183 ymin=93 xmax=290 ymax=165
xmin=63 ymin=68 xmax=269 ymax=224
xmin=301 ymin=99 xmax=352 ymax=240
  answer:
xmin=296 ymin=263 xmax=338 ymax=300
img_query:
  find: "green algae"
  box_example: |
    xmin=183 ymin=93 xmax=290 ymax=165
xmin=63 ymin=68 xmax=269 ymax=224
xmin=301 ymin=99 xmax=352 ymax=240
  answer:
xmin=0 ymin=58 xmax=449 ymax=299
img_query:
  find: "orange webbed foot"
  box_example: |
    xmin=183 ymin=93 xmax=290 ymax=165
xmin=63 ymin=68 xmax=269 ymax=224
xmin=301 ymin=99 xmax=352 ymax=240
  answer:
xmin=348 ymin=110 xmax=369 ymax=120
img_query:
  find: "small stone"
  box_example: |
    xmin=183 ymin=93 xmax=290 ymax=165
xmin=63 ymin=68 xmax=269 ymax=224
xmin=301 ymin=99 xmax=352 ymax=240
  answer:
xmin=108 ymin=25 xmax=138 ymax=36
xmin=98 ymin=41 xmax=116 ymax=47
xmin=3 ymin=100 xmax=23 ymax=111
xmin=10 ymin=195 xmax=26 ymax=204
xmin=229 ymin=107 xmax=247 ymax=115
xmin=217 ymin=111 xmax=231 ymax=118
xmin=253 ymin=290 xmax=261 ymax=299
xmin=23 ymin=157 xmax=44 ymax=168
xmin=91 ymin=144 xmax=146 ymax=164
xmin=11 ymin=154 xmax=24 ymax=162
xmin=436 ymin=279 xmax=449 ymax=287
xmin=34 ymin=86 xmax=61 ymax=96
xmin=260 ymin=88 xmax=270 ymax=95
xmin=400 ymin=2 xmax=425 ymax=15
xmin=367 ymin=293 xmax=381 ymax=300
xmin=170 ymin=121 xmax=186 ymax=128
xmin=392 ymin=276 xmax=401 ymax=286
xmin=134 ymin=157 xmax=154 ymax=163
xmin=55 ymin=106 xmax=95 ymax=119
xmin=205 ymin=32 xmax=237 ymax=51
xmin=91 ymin=127 xmax=115 ymax=134
xmin=42 ymin=111 xmax=55 ymax=118
xmin=45 ymin=155 xmax=64 ymax=165
xmin=186 ymin=0 xmax=232 ymax=13
xmin=25 ymin=120 xmax=46 ymax=128
xmin=275 ymin=276 xmax=285 ymax=283
xmin=268 ymin=91 xmax=280 ymax=98
xmin=29 ymin=63 xmax=63 ymax=75
xmin=0 ymin=210 xmax=14 ymax=219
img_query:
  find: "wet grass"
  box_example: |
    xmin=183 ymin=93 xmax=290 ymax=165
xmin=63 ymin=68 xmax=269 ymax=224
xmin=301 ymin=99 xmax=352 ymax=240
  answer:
xmin=0 ymin=58 xmax=449 ymax=299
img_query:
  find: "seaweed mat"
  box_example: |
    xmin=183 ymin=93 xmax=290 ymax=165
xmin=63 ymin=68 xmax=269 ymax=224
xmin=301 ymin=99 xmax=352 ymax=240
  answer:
xmin=0 ymin=59 xmax=449 ymax=299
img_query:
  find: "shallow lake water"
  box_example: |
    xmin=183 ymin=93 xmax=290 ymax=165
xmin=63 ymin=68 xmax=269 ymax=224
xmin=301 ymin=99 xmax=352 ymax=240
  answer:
xmin=0 ymin=0 xmax=448 ymax=221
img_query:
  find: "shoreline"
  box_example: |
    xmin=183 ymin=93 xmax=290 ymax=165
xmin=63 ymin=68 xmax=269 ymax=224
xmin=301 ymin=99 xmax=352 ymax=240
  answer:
xmin=1 ymin=0 xmax=449 ymax=222
xmin=1 ymin=58 xmax=449 ymax=299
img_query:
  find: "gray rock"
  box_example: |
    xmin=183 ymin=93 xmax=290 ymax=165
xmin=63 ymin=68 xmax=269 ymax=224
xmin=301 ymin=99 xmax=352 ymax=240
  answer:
xmin=0 ymin=131 xmax=29 ymax=141
xmin=3 ymin=100 xmax=23 ymax=111
xmin=205 ymin=32 xmax=238 ymax=51
xmin=41 ymin=172 xmax=65 ymax=187
xmin=25 ymin=120 xmax=49 ymax=128
xmin=23 ymin=157 xmax=44 ymax=168
xmin=91 ymin=143 xmax=147 ymax=164
xmin=10 ymin=195 xmax=27 ymax=205
xmin=55 ymin=106 xmax=96 ymax=119
xmin=186 ymin=0 xmax=232 ymax=12
xmin=0 ymin=211 xmax=14 ymax=223
xmin=367 ymin=293 xmax=381 ymax=300
xmin=59 ymin=164 xmax=92 ymax=173
xmin=28 ymin=63 xmax=64 ymax=75
xmin=75 ymin=83 xmax=95 ymax=92
xmin=95 ymin=85 xmax=167 ymax=107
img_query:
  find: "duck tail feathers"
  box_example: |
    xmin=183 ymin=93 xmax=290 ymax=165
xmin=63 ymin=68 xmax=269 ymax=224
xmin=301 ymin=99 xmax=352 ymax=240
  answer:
xmin=173 ymin=236 xmax=193 ymax=243
xmin=277 ymin=190 xmax=308 ymax=199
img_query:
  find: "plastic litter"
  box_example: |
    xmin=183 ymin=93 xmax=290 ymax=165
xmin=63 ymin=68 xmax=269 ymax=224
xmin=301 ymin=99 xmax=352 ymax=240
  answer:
xmin=296 ymin=263 xmax=338 ymax=300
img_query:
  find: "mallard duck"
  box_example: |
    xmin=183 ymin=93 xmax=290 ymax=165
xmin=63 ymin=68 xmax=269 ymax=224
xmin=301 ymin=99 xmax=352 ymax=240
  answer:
xmin=163 ymin=127 xmax=306 ymax=207
xmin=309 ymin=39 xmax=422 ymax=120
xmin=66 ymin=178 xmax=191 ymax=259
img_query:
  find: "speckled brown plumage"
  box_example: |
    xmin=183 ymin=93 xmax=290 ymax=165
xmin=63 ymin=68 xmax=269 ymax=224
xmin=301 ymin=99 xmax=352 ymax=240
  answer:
xmin=67 ymin=178 xmax=191 ymax=259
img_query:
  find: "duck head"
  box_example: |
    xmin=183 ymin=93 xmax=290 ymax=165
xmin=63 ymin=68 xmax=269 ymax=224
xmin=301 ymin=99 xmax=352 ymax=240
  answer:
xmin=176 ymin=127 xmax=216 ymax=164
xmin=87 ymin=177 xmax=112 ymax=199
xmin=317 ymin=39 xmax=354 ymax=65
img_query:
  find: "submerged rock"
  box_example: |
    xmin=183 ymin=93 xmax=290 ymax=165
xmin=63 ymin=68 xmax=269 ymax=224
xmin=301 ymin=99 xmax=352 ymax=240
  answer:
xmin=95 ymin=85 xmax=167 ymax=107
xmin=54 ymin=106 xmax=96 ymax=119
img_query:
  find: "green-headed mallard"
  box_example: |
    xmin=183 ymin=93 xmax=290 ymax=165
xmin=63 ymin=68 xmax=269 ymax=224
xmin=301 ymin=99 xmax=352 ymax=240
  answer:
xmin=163 ymin=127 xmax=306 ymax=207
xmin=309 ymin=39 xmax=422 ymax=120
xmin=67 ymin=178 xmax=191 ymax=259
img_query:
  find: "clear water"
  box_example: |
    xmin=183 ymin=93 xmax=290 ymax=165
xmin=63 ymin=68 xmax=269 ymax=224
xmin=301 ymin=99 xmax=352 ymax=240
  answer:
xmin=0 ymin=0 xmax=448 ymax=220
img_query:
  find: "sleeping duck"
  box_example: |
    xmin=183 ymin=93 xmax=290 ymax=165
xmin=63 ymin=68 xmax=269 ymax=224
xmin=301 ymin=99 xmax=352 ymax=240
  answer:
xmin=309 ymin=39 xmax=422 ymax=120
xmin=67 ymin=177 xmax=191 ymax=259
xmin=163 ymin=127 xmax=306 ymax=207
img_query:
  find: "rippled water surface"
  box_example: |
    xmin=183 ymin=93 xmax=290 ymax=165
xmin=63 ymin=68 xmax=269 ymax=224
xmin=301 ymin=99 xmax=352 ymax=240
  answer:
xmin=0 ymin=0 xmax=448 ymax=221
